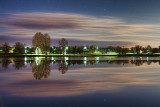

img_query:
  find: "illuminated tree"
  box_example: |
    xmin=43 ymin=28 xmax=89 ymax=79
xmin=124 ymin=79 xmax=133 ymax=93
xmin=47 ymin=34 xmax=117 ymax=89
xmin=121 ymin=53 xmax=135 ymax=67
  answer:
xmin=32 ymin=32 xmax=51 ymax=53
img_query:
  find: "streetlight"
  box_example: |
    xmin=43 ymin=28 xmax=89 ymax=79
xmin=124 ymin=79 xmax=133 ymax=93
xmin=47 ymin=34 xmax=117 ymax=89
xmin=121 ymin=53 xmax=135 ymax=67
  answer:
xmin=65 ymin=46 xmax=69 ymax=55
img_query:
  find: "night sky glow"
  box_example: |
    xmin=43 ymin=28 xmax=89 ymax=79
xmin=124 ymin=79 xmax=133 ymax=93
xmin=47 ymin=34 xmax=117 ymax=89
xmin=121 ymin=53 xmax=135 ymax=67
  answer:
xmin=0 ymin=0 xmax=160 ymax=47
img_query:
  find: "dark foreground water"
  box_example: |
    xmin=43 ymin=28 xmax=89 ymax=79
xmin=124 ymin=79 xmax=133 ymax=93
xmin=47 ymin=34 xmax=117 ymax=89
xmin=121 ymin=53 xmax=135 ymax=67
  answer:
xmin=0 ymin=56 xmax=160 ymax=107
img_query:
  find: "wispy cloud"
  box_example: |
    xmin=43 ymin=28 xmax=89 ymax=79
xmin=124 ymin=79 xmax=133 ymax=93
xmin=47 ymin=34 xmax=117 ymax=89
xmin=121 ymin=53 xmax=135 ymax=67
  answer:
xmin=0 ymin=12 xmax=160 ymax=47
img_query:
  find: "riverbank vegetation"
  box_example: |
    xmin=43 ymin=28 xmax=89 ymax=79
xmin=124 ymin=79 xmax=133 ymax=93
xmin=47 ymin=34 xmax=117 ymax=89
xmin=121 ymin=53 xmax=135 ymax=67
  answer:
xmin=0 ymin=32 xmax=160 ymax=56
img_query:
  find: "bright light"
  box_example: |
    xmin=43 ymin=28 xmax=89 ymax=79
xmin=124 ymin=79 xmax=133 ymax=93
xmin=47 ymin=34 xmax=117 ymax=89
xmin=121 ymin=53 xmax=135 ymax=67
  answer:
xmin=96 ymin=57 xmax=99 ymax=60
xmin=51 ymin=57 xmax=54 ymax=60
xmin=96 ymin=57 xmax=99 ymax=63
xmin=84 ymin=46 xmax=87 ymax=49
xmin=65 ymin=57 xmax=68 ymax=65
xmin=84 ymin=57 xmax=87 ymax=61
xmin=24 ymin=57 xmax=27 ymax=64
xmin=65 ymin=46 xmax=69 ymax=50
xmin=65 ymin=57 xmax=69 ymax=60
xmin=35 ymin=57 xmax=40 ymax=66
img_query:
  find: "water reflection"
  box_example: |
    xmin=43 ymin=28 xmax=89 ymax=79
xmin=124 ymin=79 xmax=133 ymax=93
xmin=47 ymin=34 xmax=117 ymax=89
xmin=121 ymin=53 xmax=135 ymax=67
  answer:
xmin=0 ymin=57 xmax=160 ymax=80
xmin=57 ymin=60 xmax=68 ymax=74
xmin=1 ymin=58 xmax=11 ymax=70
xmin=13 ymin=58 xmax=26 ymax=70
xmin=32 ymin=58 xmax=51 ymax=80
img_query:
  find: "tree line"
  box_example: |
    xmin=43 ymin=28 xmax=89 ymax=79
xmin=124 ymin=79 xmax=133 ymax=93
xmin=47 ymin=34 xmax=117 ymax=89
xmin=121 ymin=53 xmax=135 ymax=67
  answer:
xmin=0 ymin=32 xmax=160 ymax=55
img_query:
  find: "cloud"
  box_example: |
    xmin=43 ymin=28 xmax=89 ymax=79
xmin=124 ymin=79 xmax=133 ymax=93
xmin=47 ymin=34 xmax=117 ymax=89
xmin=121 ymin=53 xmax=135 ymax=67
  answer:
xmin=0 ymin=35 xmax=135 ymax=47
xmin=0 ymin=66 xmax=159 ymax=97
xmin=0 ymin=12 xmax=123 ymax=31
xmin=0 ymin=12 xmax=160 ymax=47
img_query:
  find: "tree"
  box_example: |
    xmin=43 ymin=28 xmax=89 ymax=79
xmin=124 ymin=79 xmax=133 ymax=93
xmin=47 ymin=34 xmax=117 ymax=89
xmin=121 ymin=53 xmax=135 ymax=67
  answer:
xmin=121 ymin=48 xmax=129 ymax=55
xmin=1 ymin=42 xmax=10 ymax=53
xmin=89 ymin=45 xmax=97 ymax=53
xmin=59 ymin=38 xmax=68 ymax=54
xmin=145 ymin=45 xmax=152 ymax=53
xmin=131 ymin=45 xmax=143 ymax=54
xmin=42 ymin=33 xmax=51 ymax=53
xmin=13 ymin=42 xmax=25 ymax=54
xmin=32 ymin=32 xmax=51 ymax=53
xmin=115 ymin=46 xmax=122 ymax=55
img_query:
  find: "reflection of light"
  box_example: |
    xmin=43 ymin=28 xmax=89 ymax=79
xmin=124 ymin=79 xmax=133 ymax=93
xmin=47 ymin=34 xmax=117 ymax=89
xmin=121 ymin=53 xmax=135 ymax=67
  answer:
xmin=65 ymin=57 xmax=68 ymax=65
xmin=96 ymin=57 xmax=99 ymax=60
xmin=133 ymin=57 xmax=135 ymax=61
xmin=147 ymin=57 xmax=148 ymax=61
xmin=52 ymin=57 xmax=54 ymax=60
xmin=96 ymin=57 xmax=99 ymax=64
xmin=84 ymin=46 xmax=87 ymax=49
xmin=65 ymin=57 xmax=69 ymax=61
xmin=84 ymin=61 xmax=87 ymax=65
xmin=51 ymin=57 xmax=54 ymax=64
xmin=24 ymin=57 xmax=27 ymax=64
xmin=35 ymin=57 xmax=40 ymax=66
xmin=84 ymin=57 xmax=87 ymax=66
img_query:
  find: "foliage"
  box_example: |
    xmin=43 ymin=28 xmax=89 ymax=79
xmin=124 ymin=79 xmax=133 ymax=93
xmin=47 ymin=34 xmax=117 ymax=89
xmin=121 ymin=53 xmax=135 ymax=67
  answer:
xmin=1 ymin=42 xmax=10 ymax=53
xmin=59 ymin=38 xmax=68 ymax=54
xmin=32 ymin=59 xmax=51 ymax=80
xmin=89 ymin=45 xmax=98 ymax=53
xmin=69 ymin=46 xmax=83 ymax=54
xmin=13 ymin=42 xmax=25 ymax=54
xmin=32 ymin=32 xmax=51 ymax=53
xmin=131 ymin=45 xmax=143 ymax=54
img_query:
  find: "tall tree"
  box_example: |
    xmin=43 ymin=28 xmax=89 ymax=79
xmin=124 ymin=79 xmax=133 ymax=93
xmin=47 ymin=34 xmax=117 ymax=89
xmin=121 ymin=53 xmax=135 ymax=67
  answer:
xmin=59 ymin=38 xmax=68 ymax=54
xmin=32 ymin=32 xmax=51 ymax=53
xmin=1 ymin=42 xmax=10 ymax=53
xmin=13 ymin=42 xmax=25 ymax=54
xmin=42 ymin=33 xmax=51 ymax=53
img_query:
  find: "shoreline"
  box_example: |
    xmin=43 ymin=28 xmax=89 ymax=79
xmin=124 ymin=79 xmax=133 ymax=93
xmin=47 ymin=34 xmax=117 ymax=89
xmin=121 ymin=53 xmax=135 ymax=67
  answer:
xmin=0 ymin=53 xmax=160 ymax=57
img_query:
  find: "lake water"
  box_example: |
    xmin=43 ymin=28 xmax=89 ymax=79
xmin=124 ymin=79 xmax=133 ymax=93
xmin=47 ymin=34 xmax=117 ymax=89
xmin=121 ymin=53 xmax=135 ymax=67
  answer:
xmin=0 ymin=56 xmax=160 ymax=107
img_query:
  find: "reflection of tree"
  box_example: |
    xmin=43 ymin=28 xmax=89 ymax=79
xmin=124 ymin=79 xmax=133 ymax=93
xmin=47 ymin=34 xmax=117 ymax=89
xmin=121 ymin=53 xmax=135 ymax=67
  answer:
xmin=13 ymin=58 xmax=26 ymax=70
xmin=146 ymin=60 xmax=152 ymax=65
xmin=108 ymin=60 xmax=130 ymax=65
xmin=68 ymin=60 xmax=84 ymax=66
xmin=130 ymin=60 xmax=144 ymax=66
xmin=1 ymin=58 xmax=11 ymax=70
xmin=32 ymin=59 xmax=51 ymax=80
xmin=58 ymin=60 xmax=68 ymax=74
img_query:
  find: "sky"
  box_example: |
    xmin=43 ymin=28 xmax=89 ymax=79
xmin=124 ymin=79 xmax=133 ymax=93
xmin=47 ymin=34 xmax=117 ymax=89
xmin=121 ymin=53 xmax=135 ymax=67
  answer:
xmin=0 ymin=0 xmax=160 ymax=47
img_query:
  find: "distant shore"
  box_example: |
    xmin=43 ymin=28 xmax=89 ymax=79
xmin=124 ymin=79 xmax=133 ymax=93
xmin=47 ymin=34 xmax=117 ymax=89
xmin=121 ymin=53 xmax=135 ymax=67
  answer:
xmin=0 ymin=53 xmax=160 ymax=57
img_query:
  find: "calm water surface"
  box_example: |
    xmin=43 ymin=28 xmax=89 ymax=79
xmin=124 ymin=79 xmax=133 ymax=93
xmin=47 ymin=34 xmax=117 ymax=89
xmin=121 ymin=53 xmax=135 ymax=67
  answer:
xmin=0 ymin=56 xmax=160 ymax=107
